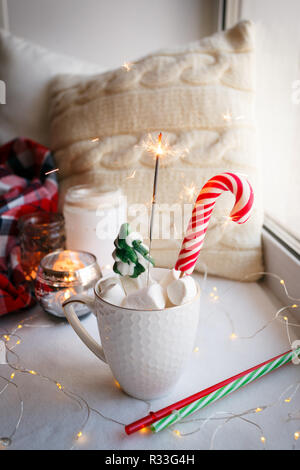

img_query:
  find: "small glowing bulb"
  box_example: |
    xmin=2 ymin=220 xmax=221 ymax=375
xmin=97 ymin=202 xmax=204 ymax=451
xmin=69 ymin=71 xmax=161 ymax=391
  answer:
xmin=174 ymin=430 xmax=181 ymax=437
xmin=4 ymin=335 xmax=10 ymax=341
xmin=91 ymin=137 xmax=99 ymax=142
xmin=194 ymin=347 xmax=199 ymax=353
xmin=280 ymin=280 xmax=285 ymax=285
xmin=76 ymin=431 xmax=83 ymax=439
xmin=260 ymin=436 xmax=266 ymax=444
xmin=213 ymin=287 xmax=217 ymax=292
xmin=56 ymin=382 xmax=63 ymax=390
xmin=16 ymin=340 xmax=21 ymax=345
xmin=292 ymin=304 xmax=298 ymax=308
xmin=17 ymin=325 xmax=22 ymax=329
xmin=230 ymin=333 xmax=237 ymax=340
xmin=139 ymin=427 xmax=148 ymax=434
xmin=114 ymin=380 xmax=121 ymax=389
xmin=29 ymin=370 xmax=37 ymax=375
xmin=209 ymin=292 xmax=214 ymax=297
xmin=10 ymin=373 xmax=15 ymax=380
xmin=294 ymin=431 xmax=300 ymax=441
xmin=255 ymin=407 xmax=262 ymax=413
xmin=283 ymin=316 xmax=288 ymax=321
xmin=214 ymin=295 xmax=219 ymax=301
xmin=284 ymin=398 xmax=291 ymax=403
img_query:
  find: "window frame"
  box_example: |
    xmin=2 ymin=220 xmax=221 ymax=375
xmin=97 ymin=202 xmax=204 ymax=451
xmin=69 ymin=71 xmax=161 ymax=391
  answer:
xmin=220 ymin=0 xmax=300 ymax=301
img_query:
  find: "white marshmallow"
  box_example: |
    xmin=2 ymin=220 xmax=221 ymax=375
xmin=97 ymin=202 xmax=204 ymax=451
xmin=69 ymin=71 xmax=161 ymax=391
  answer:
xmin=167 ymin=276 xmax=197 ymax=306
xmin=122 ymin=283 xmax=165 ymax=310
xmin=121 ymin=275 xmax=144 ymax=295
xmin=158 ymin=269 xmax=181 ymax=307
xmin=121 ymin=270 xmax=155 ymax=295
xmin=100 ymin=282 xmax=126 ymax=306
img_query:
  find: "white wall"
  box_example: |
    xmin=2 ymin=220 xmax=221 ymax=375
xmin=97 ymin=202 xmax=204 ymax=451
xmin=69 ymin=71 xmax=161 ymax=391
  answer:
xmin=4 ymin=0 xmax=219 ymax=69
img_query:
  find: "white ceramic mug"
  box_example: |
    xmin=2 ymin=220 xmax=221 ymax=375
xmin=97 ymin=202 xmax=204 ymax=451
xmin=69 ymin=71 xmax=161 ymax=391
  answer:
xmin=63 ymin=268 xmax=200 ymax=400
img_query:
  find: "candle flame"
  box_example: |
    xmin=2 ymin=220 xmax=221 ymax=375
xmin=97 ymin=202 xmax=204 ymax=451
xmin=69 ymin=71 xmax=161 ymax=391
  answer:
xmin=52 ymin=252 xmax=85 ymax=272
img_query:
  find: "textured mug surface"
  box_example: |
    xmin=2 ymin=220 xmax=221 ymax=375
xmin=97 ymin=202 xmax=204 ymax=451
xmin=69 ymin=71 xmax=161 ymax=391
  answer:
xmin=64 ymin=268 xmax=201 ymax=400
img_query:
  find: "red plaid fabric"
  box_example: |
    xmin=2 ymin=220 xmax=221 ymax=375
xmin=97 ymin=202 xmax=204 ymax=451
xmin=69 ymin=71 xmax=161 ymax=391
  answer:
xmin=0 ymin=138 xmax=58 ymax=316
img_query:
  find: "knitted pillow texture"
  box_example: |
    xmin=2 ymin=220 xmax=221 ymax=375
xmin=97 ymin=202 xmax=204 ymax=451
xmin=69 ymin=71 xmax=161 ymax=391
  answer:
xmin=49 ymin=21 xmax=264 ymax=281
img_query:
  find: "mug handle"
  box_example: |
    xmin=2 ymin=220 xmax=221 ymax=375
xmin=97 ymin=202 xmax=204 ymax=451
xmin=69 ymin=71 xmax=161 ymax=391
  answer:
xmin=62 ymin=294 xmax=107 ymax=363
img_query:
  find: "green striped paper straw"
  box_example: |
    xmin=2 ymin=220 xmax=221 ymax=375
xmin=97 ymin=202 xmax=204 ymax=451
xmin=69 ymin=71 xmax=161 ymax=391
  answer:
xmin=151 ymin=347 xmax=300 ymax=433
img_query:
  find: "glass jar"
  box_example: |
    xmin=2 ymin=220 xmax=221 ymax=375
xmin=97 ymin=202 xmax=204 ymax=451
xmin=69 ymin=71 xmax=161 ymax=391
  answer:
xmin=18 ymin=212 xmax=65 ymax=282
xmin=63 ymin=184 xmax=126 ymax=273
xmin=35 ymin=250 xmax=101 ymax=317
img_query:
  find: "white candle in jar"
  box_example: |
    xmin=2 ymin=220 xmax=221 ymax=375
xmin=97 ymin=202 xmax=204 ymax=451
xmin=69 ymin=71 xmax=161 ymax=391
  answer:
xmin=63 ymin=185 xmax=126 ymax=271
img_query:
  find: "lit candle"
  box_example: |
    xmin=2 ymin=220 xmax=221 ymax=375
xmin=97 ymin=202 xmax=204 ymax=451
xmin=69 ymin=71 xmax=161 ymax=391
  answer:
xmin=35 ymin=250 xmax=101 ymax=318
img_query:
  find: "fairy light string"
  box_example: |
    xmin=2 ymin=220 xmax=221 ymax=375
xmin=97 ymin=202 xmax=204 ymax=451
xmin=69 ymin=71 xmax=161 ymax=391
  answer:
xmin=154 ymin=270 xmax=300 ymax=447
xmin=168 ymin=379 xmax=300 ymax=449
xmin=203 ymin=271 xmax=300 ymax=348
xmin=0 ymin=269 xmax=299 ymax=449
xmin=0 ymin=314 xmax=152 ymax=449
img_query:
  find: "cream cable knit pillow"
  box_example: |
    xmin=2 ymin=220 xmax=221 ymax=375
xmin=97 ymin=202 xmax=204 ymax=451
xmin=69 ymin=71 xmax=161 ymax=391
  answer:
xmin=49 ymin=21 xmax=264 ymax=281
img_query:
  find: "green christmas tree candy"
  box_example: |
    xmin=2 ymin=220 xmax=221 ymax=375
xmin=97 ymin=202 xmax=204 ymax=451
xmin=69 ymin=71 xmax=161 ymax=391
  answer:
xmin=113 ymin=223 xmax=154 ymax=278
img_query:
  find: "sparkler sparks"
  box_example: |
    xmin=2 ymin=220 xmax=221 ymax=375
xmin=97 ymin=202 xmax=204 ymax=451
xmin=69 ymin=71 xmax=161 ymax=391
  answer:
xmin=223 ymin=111 xmax=245 ymax=123
xmin=45 ymin=168 xmax=59 ymax=176
xmin=140 ymin=133 xmax=189 ymax=168
xmin=223 ymin=112 xmax=232 ymax=122
xmin=122 ymin=61 xmax=134 ymax=72
xmin=141 ymin=133 xmax=169 ymax=160
xmin=183 ymin=183 xmax=197 ymax=202
xmin=220 ymin=215 xmax=232 ymax=229
xmin=125 ymin=170 xmax=136 ymax=180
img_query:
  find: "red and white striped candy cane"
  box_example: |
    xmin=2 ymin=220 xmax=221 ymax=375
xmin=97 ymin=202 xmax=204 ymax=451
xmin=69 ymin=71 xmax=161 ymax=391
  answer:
xmin=175 ymin=172 xmax=254 ymax=275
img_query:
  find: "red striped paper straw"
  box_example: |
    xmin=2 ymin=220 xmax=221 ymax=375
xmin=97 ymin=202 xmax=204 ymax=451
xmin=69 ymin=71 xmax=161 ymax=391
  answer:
xmin=125 ymin=348 xmax=299 ymax=435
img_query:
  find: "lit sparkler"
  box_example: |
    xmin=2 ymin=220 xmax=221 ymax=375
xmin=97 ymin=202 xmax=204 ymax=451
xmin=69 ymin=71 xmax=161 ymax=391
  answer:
xmin=141 ymin=133 xmax=177 ymax=163
xmin=146 ymin=132 xmax=165 ymax=284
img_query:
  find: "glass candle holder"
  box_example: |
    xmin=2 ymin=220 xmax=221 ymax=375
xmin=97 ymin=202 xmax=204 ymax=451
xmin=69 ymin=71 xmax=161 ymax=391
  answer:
xmin=35 ymin=250 xmax=101 ymax=317
xmin=19 ymin=212 xmax=66 ymax=282
xmin=63 ymin=184 xmax=126 ymax=273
